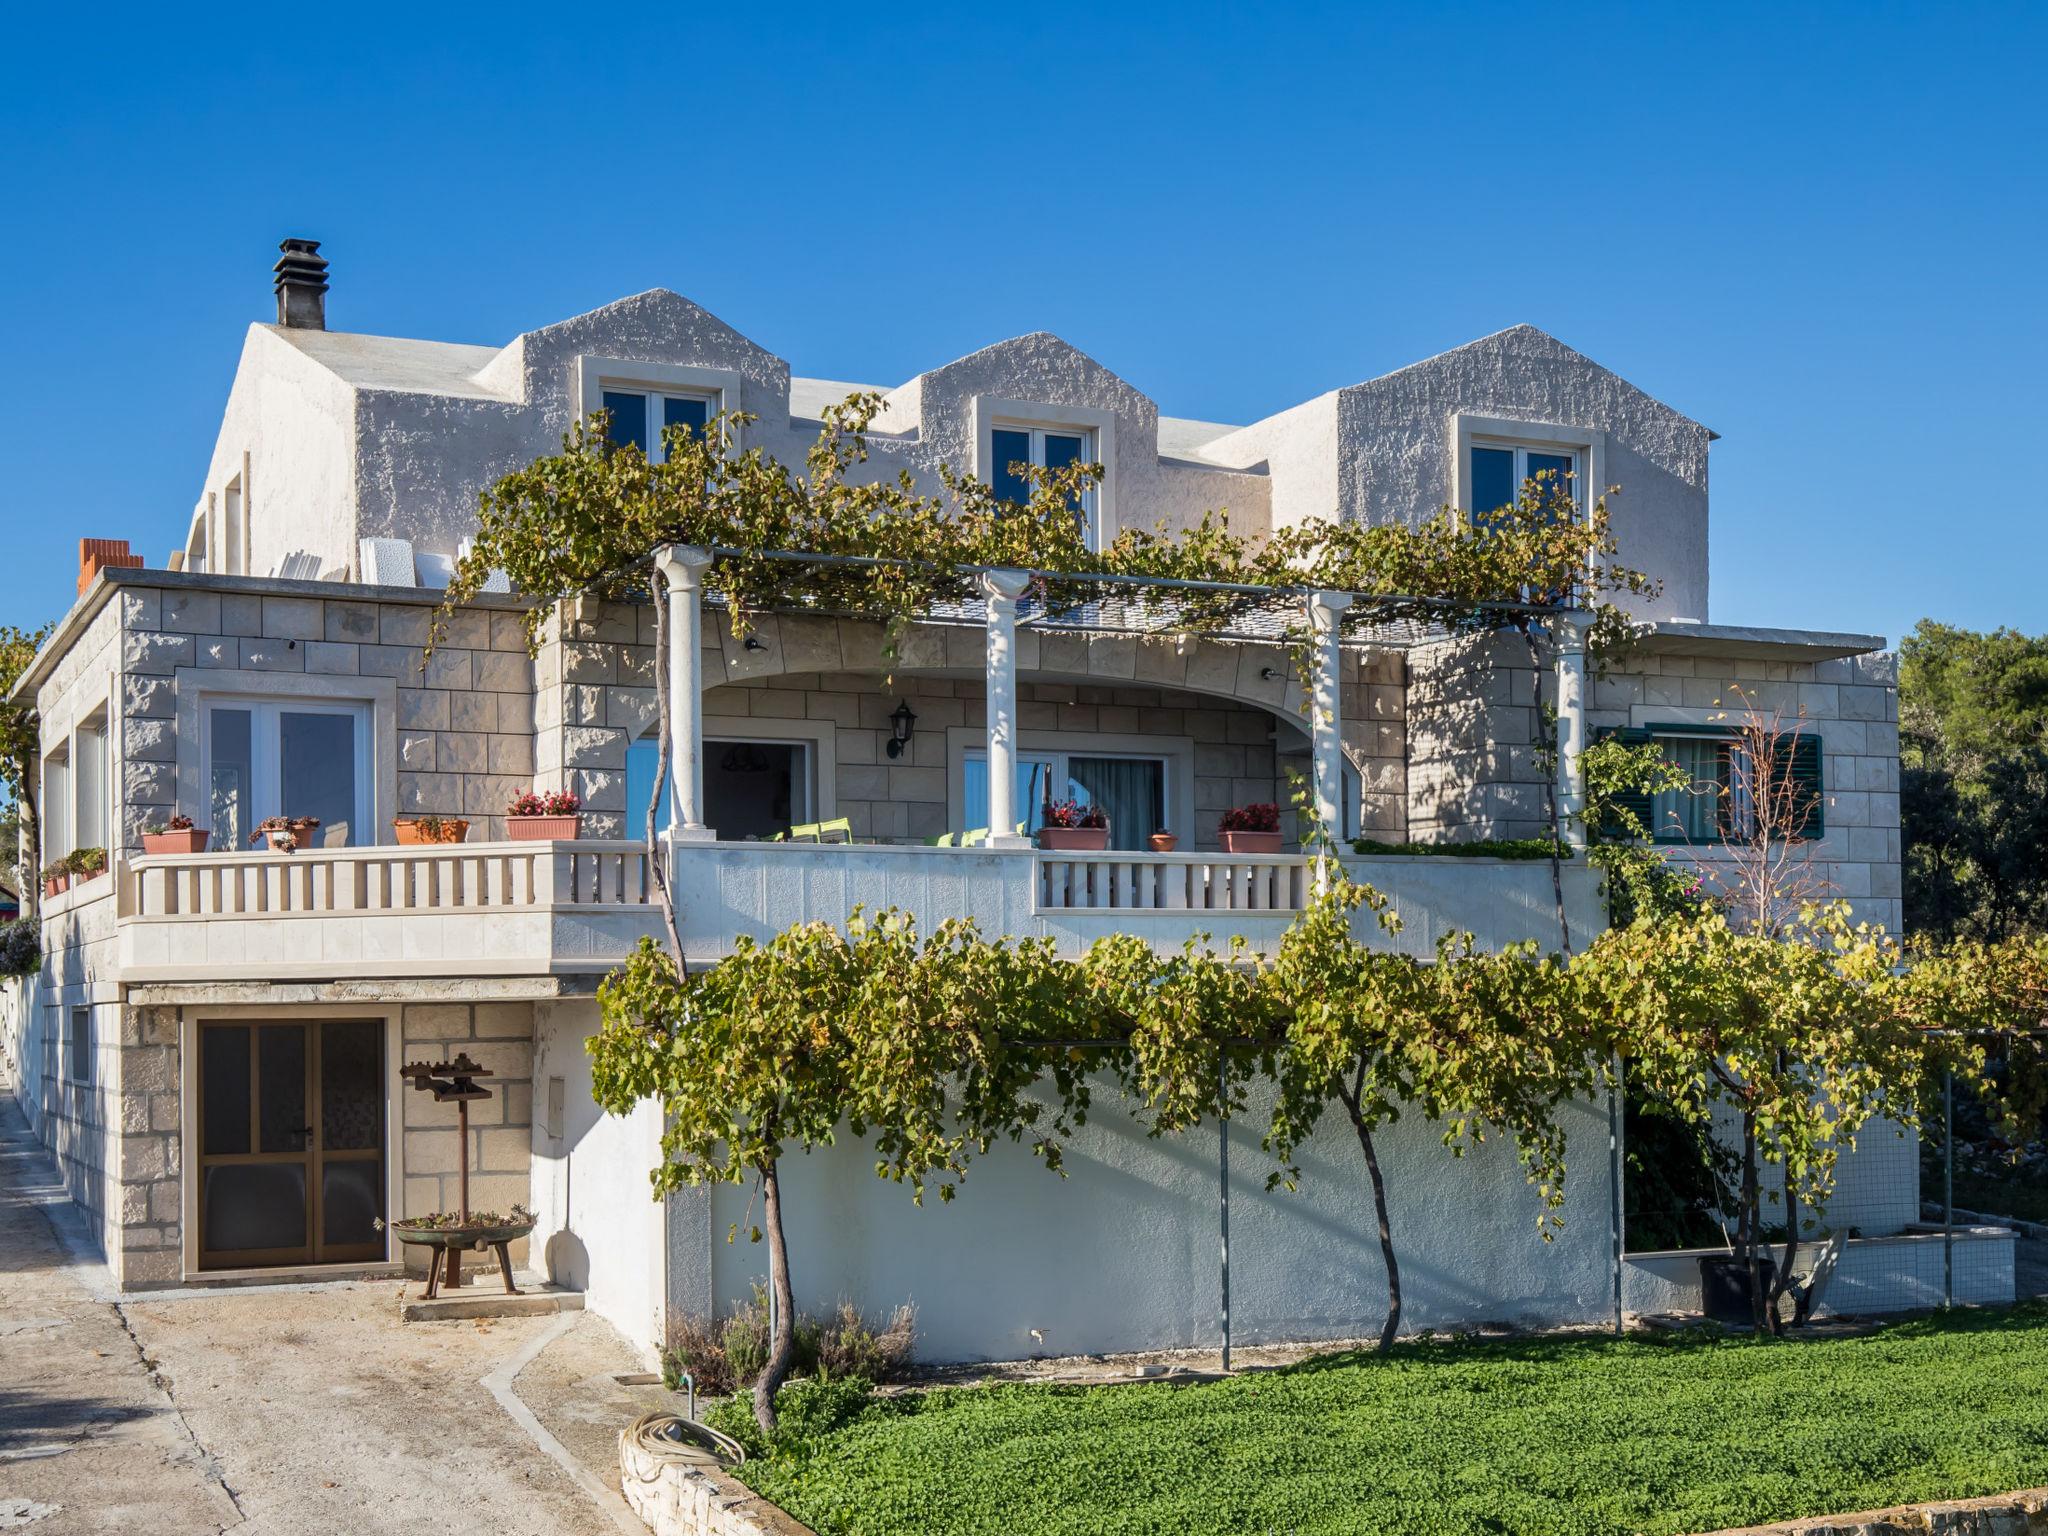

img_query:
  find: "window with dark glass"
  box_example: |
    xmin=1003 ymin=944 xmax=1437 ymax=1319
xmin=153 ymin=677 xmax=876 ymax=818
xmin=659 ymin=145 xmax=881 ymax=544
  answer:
xmin=989 ymin=424 xmax=1097 ymax=544
xmin=1468 ymin=443 xmax=1578 ymax=527
xmin=601 ymin=389 xmax=713 ymax=462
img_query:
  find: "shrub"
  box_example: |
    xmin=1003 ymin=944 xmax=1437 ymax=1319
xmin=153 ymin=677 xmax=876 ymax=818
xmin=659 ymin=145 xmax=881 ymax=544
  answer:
xmin=66 ymin=846 xmax=106 ymax=876
xmin=508 ymin=789 xmax=581 ymax=817
xmin=1350 ymin=836 xmax=1571 ymax=860
xmin=147 ymin=814 xmax=196 ymax=834
xmin=1219 ymin=802 xmax=1280 ymax=833
xmin=0 ymin=920 xmax=40 ymax=978
xmin=663 ymin=1285 xmax=916 ymax=1398
xmin=1040 ymin=799 xmax=1105 ymax=830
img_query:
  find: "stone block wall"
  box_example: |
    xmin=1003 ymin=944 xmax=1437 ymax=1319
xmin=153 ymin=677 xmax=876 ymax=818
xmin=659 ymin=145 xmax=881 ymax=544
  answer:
xmin=1406 ymin=634 xmax=1903 ymax=933
xmin=399 ymin=1001 xmax=535 ymax=1267
xmin=105 ymin=582 xmax=536 ymax=849
xmin=111 ymin=1003 xmax=183 ymax=1288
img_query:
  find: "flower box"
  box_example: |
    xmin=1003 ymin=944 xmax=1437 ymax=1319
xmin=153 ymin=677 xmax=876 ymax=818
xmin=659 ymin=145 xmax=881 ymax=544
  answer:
xmin=506 ymin=814 xmax=582 ymax=842
xmin=43 ymin=874 xmax=68 ymax=898
xmin=143 ymin=828 xmax=211 ymax=855
xmin=1038 ymin=826 xmax=1111 ymax=852
xmin=393 ymin=817 xmax=470 ymax=846
xmin=1219 ymin=830 xmax=1284 ymax=854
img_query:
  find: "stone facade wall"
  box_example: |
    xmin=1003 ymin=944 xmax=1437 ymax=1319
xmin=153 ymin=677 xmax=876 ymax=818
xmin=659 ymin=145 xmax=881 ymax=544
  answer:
xmin=105 ymin=581 xmax=536 ymax=849
xmin=1406 ymin=635 xmax=1903 ymax=932
xmin=399 ymin=1001 xmax=535 ymax=1267
xmin=110 ymin=1002 xmax=182 ymax=1287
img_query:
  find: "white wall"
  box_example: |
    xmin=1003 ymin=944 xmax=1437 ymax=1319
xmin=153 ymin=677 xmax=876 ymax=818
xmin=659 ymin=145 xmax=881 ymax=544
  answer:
xmin=530 ymin=999 xmax=665 ymax=1363
xmin=691 ymin=1079 xmax=1618 ymax=1363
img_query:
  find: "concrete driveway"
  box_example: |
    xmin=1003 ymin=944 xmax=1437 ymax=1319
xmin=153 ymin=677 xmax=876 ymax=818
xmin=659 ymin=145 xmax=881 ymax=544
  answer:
xmin=0 ymin=1099 xmax=669 ymax=1535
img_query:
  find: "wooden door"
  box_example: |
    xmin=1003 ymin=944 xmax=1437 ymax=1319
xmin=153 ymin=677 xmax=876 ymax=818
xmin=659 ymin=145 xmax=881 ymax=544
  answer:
xmin=196 ymin=1020 xmax=385 ymax=1270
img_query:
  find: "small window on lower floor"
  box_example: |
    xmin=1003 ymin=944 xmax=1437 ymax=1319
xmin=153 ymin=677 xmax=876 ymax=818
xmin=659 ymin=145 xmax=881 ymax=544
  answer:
xmin=68 ymin=1006 xmax=92 ymax=1087
xmin=1602 ymin=726 xmax=1824 ymax=845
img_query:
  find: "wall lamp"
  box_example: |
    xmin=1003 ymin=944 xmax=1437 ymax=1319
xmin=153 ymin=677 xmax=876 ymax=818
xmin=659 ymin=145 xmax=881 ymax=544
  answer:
xmin=885 ymin=700 xmax=917 ymax=759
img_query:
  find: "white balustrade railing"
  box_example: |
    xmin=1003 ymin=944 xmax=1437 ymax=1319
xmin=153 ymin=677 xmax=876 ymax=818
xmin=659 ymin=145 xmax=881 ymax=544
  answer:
xmin=121 ymin=839 xmax=651 ymax=920
xmin=1035 ymin=852 xmax=1310 ymax=913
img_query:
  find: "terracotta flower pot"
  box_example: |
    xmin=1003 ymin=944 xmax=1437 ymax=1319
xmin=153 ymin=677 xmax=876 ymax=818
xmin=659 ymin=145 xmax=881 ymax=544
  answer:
xmin=1037 ymin=826 xmax=1110 ymax=852
xmin=1147 ymin=832 xmax=1180 ymax=853
xmin=506 ymin=815 xmax=581 ymax=842
xmin=1219 ymin=830 xmax=1284 ymax=854
xmin=44 ymin=875 xmax=68 ymax=898
xmin=393 ymin=818 xmax=470 ymax=846
xmin=143 ymin=828 xmax=211 ymax=855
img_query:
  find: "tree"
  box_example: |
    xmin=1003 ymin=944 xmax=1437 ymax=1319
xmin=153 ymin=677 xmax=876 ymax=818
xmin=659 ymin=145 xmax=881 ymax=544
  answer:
xmin=1900 ymin=621 xmax=2048 ymax=941
xmin=0 ymin=625 xmax=53 ymax=911
xmin=1257 ymin=869 xmax=1600 ymax=1351
xmin=1582 ymin=902 xmax=1924 ymax=1334
xmin=587 ymin=915 xmax=1096 ymax=1434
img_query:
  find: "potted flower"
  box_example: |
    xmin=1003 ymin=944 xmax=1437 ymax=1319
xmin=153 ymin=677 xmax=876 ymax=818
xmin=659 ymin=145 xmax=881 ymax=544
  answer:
xmin=1218 ymin=802 xmax=1283 ymax=854
xmin=1148 ymin=828 xmax=1180 ymax=853
xmin=393 ymin=813 xmax=470 ymax=846
xmin=143 ymin=814 xmax=210 ymax=856
xmin=1036 ymin=799 xmax=1109 ymax=852
xmin=505 ymin=789 xmax=582 ymax=841
xmin=253 ymin=815 xmax=322 ymax=853
xmin=40 ymin=858 xmax=69 ymax=899
xmin=67 ymin=847 xmax=108 ymax=883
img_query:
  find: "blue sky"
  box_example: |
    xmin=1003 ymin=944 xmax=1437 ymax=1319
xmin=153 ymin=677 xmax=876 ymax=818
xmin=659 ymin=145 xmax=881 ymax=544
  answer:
xmin=2 ymin=2 xmax=2041 ymax=650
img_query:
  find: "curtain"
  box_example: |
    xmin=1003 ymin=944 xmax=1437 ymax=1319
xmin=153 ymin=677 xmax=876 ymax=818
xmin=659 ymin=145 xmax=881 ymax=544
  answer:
xmin=1068 ymin=758 xmax=1163 ymax=851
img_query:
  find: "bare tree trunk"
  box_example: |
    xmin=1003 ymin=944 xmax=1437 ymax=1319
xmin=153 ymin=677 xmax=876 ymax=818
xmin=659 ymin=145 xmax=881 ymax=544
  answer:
xmin=1340 ymin=1066 xmax=1402 ymax=1353
xmin=1739 ymin=1108 xmax=1766 ymax=1334
xmin=752 ymin=1156 xmax=798 ymax=1437
xmin=645 ymin=574 xmax=684 ymax=965
xmin=1518 ymin=623 xmax=1573 ymax=958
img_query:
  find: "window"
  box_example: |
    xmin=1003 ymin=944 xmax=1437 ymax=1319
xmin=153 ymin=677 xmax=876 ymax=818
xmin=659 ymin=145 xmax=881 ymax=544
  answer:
xmin=990 ymin=424 xmax=1097 ymax=544
xmin=1468 ymin=442 xmax=1578 ymax=527
xmin=963 ymin=749 xmax=1167 ymax=850
xmin=601 ymin=389 xmax=712 ymax=462
xmin=222 ymin=478 xmax=245 ymax=576
xmin=74 ymin=715 xmax=107 ymax=854
xmin=42 ymin=748 xmax=70 ymax=862
xmin=205 ymin=700 xmax=370 ymax=849
xmin=67 ymin=1006 xmax=92 ymax=1087
xmin=624 ymin=734 xmax=813 ymax=841
xmin=1601 ymin=726 xmax=1824 ymax=845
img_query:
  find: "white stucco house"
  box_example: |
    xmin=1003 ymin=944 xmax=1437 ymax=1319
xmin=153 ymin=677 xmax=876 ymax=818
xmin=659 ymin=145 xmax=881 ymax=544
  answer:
xmin=0 ymin=238 xmax=1922 ymax=1362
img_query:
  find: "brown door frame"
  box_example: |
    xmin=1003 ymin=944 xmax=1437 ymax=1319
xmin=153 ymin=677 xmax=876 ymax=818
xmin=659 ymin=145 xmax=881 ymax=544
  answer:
xmin=196 ymin=1019 xmax=385 ymax=1271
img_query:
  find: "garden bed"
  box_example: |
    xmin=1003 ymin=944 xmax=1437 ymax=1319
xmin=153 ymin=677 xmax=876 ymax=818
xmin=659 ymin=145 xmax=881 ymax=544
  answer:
xmin=713 ymin=1303 xmax=2048 ymax=1536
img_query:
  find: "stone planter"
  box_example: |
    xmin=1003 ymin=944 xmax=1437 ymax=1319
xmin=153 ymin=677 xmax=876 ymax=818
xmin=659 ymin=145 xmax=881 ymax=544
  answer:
xmin=1219 ymin=830 xmax=1283 ymax=854
xmin=143 ymin=828 xmax=211 ymax=855
xmin=506 ymin=814 xmax=581 ymax=842
xmin=1037 ymin=826 xmax=1110 ymax=852
xmin=393 ymin=818 xmax=470 ymax=846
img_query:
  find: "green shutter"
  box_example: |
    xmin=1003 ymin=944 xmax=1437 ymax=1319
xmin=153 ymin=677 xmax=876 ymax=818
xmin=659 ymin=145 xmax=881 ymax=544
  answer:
xmin=1593 ymin=726 xmax=1656 ymax=842
xmin=1786 ymin=732 xmax=1824 ymax=840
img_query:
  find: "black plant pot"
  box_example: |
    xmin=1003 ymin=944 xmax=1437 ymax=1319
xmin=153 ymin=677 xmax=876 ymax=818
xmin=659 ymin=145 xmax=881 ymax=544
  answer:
xmin=1699 ymin=1254 xmax=1777 ymax=1324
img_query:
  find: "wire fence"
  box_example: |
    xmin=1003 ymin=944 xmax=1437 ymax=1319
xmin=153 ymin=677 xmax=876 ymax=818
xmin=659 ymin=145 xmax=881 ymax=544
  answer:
xmin=1620 ymin=1044 xmax=2048 ymax=1328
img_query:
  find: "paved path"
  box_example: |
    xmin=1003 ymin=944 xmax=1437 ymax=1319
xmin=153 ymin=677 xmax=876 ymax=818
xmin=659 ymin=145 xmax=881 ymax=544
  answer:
xmin=0 ymin=1095 xmax=665 ymax=1535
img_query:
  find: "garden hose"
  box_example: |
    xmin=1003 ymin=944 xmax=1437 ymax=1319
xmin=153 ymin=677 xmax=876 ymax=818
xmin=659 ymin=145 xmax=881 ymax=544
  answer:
xmin=624 ymin=1409 xmax=747 ymax=1471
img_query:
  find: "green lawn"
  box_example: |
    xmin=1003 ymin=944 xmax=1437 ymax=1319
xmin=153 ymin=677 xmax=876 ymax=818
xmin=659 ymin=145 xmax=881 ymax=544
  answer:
xmin=715 ymin=1304 xmax=2048 ymax=1536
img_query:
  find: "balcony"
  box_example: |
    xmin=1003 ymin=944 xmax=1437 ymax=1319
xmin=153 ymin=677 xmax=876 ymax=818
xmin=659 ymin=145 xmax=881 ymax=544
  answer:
xmin=116 ymin=840 xmax=658 ymax=983
xmin=108 ymin=838 xmax=1603 ymax=984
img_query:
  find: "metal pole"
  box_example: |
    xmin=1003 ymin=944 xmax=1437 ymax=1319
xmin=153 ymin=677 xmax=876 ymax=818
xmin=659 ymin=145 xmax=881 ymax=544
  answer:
xmin=1219 ymin=1048 xmax=1232 ymax=1373
xmin=1609 ymin=1051 xmax=1625 ymax=1337
xmin=1944 ymin=1067 xmax=1955 ymax=1309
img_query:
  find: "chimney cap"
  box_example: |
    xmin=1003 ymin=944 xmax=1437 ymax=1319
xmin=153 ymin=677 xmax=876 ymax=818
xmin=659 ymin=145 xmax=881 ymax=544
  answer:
xmin=273 ymin=237 xmax=328 ymax=330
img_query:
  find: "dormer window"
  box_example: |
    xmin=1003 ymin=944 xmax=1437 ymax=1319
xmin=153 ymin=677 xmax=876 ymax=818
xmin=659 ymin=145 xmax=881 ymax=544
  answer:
xmin=602 ymin=390 xmax=712 ymax=462
xmin=1469 ymin=441 xmax=1577 ymax=526
xmin=991 ymin=423 xmax=1097 ymax=544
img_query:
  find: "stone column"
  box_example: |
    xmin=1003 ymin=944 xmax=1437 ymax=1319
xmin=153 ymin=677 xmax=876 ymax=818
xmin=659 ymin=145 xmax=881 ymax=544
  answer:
xmin=1307 ymin=590 xmax=1353 ymax=839
xmin=982 ymin=569 xmax=1034 ymax=849
xmin=654 ymin=545 xmax=716 ymax=843
xmin=1555 ymin=611 xmax=1592 ymax=848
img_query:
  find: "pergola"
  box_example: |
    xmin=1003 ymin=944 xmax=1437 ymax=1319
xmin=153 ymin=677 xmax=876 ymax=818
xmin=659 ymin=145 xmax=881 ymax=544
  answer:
xmin=650 ymin=545 xmax=1593 ymax=851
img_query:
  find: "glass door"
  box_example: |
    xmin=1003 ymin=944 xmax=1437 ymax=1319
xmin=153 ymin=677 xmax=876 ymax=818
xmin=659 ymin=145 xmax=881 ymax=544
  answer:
xmin=198 ymin=1020 xmax=385 ymax=1270
xmin=205 ymin=700 xmax=369 ymax=850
